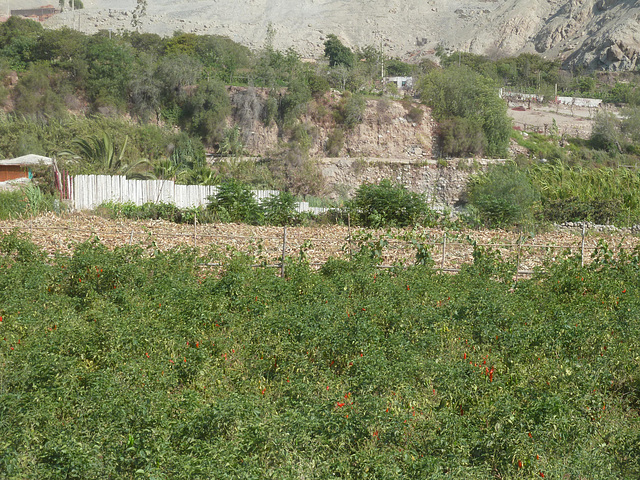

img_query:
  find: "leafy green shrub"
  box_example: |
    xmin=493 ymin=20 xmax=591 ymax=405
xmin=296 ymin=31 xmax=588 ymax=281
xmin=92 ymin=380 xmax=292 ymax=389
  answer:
xmin=590 ymin=111 xmax=622 ymax=153
xmin=334 ymin=93 xmax=365 ymax=130
xmin=97 ymin=201 xmax=211 ymax=224
xmin=348 ymin=179 xmax=433 ymax=227
xmin=467 ymin=163 xmax=539 ymax=227
xmin=207 ymin=179 xmax=262 ymax=224
xmin=278 ymin=77 xmax=312 ymax=127
xmin=527 ymin=162 xmax=640 ymax=225
xmin=406 ymin=106 xmax=424 ymax=124
xmin=182 ymin=79 xmax=231 ymax=145
xmin=542 ymin=197 xmax=623 ymax=224
xmin=323 ymin=34 xmax=354 ymax=68
xmin=262 ymin=191 xmax=298 ymax=226
xmin=439 ymin=116 xmax=486 ymax=157
xmin=325 ymin=128 xmax=345 ymax=157
xmin=218 ymin=125 xmax=245 ymax=157
xmin=12 ymin=63 xmax=67 ymax=120
xmin=0 ymin=190 xmax=29 ymax=219
xmin=419 ymin=66 xmax=511 ymax=157
xmin=0 ymin=186 xmax=57 ymax=219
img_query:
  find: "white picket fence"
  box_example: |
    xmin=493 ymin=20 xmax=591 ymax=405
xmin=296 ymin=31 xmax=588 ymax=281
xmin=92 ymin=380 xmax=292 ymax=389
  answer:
xmin=71 ymin=175 xmax=328 ymax=214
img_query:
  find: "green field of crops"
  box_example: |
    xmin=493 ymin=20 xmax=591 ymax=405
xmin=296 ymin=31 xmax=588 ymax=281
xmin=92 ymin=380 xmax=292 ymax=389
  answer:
xmin=0 ymin=232 xmax=639 ymax=479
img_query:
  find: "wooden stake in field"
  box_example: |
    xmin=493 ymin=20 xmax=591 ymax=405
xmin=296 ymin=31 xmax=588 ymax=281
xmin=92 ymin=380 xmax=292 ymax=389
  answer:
xmin=515 ymin=234 xmax=523 ymax=282
xmin=441 ymin=233 xmax=447 ymax=271
xmin=281 ymin=225 xmax=287 ymax=278
xmin=581 ymin=223 xmax=586 ymax=268
xmin=347 ymin=213 xmax=352 ymax=258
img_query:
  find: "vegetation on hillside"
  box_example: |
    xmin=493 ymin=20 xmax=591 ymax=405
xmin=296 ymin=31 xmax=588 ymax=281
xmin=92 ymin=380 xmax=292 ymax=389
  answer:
xmin=3 ymin=17 xmax=640 ymax=227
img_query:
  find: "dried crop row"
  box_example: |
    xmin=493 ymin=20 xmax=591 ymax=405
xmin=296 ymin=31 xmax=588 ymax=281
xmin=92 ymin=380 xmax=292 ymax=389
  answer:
xmin=1 ymin=213 xmax=639 ymax=271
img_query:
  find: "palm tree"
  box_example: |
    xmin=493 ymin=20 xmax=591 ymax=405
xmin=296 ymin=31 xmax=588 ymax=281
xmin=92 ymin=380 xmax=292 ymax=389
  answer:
xmin=60 ymin=132 xmax=153 ymax=179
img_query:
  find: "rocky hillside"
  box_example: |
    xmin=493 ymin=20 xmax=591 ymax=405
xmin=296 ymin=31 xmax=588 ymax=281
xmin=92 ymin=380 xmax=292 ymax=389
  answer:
xmin=229 ymin=88 xmax=434 ymax=160
xmin=24 ymin=0 xmax=640 ymax=71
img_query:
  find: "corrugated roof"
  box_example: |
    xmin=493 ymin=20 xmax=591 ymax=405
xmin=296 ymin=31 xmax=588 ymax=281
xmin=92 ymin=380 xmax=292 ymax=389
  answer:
xmin=0 ymin=155 xmax=54 ymax=167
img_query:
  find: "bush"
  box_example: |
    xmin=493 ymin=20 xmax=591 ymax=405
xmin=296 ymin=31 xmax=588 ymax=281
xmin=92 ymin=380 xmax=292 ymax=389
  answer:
xmin=262 ymin=191 xmax=298 ymax=226
xmin=182 ymin=79 xmax=231 ymax=145
xmin=439 ymin=116 xmax=486 ymax=157
xmin=590 ymin=111 xmax=622 ymax=153
xmin=97 ymin=201 xmax=210 ymax=224
xmin=0 ymin=185 xmax=57 ymax=219
xmin=348 ymin=179 xmax=433 ymax=227
xmin=467 ymin=163 xmax=539 ymax=227
xmin=325 ymin=128 xmax=345 ymax=157
xmin=406 ymin=106 xmax=423 ymax=124
xmin=334 ymin=93 xmax=365 ymax=130
xmin=323 ymin=34 xmax=354 ymax=68
xmin=207 ymin=179 xmax=262 ymax=224
xmin=543 ymin=197 xmax=623 ymax=224
xmin=419 ymin=66 xmax=511 ymax=157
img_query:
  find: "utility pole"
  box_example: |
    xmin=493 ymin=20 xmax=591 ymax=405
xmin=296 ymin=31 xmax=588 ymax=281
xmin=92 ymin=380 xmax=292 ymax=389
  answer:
xmin=378 ymin=32 xmax=384 ymax=80
xmin=380 ymin=36 xmax=384 ymax=80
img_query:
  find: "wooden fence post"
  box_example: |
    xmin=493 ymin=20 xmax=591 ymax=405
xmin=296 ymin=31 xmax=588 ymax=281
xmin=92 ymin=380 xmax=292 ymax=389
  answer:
xmin=194 ymin=213 xmax=197 ymax=248
xmin=441 ymin=233 xmax=447 ymax=271
xmin=281 ymin=225 xmax=287 ymax=278
xmin=129 ymin=229 xmax=134 ymax=245
xmin=581 ymin=223 xmax=586 ymax=268
xmin=515 ymin=235 xmax=523 ymax=281
xmin=347 ymin=213 xmax=352 ymax=258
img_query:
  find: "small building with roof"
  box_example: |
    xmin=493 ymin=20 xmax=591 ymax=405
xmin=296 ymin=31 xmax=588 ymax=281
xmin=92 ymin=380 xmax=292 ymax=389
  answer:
xmin=0 ymin=154 xmax=54 ymax=182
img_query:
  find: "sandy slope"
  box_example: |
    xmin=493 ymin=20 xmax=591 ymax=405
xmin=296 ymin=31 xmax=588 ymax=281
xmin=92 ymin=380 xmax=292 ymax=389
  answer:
xmin=2 ymin=0 xmax=629 ymax=71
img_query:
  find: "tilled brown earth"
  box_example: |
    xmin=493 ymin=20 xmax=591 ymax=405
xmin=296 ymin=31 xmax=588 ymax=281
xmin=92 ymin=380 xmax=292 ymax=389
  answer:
xmin=1 ymin=213 xmax=638 ymax=272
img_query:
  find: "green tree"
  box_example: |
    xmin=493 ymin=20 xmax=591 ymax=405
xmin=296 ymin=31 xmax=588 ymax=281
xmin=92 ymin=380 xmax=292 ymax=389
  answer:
xmin=0 ymin=16 xmax=43 ymax=71
xmin=194 ymin=35 xmax=252 ymax=84
xmin=124 ymin=31 xmax=164 ymax=56
xmin=12 ymin=64 xmax=66 ymax=120
xmin=620 ymin=107 xmax=640 ymax=144
xmin=262 ymin=191 xmax=298 ymax=225
xmin=439 ymin=116 xmax=487 ymax=157
xmin=128 ymin=53 xmax=161 ymax=122
xmin=590 ymin=111 xmax=622 ymax=153
xmin=419 ymin=66 xmax=511 ymax=157
xmin=324 ymin=34 xmax=354 ymax=68
xmin=334 ymin=93 xmax=365 ymax=130
xmin=32 ymin=27 xmax=89 ymax=86
xmin=182 ymin=79 xmax=231 ymax=146
xmin=155 ymin=54 xmax=203 ymax=107
xmin=277 ymin=76 xmax=312 ymax=127
xmin=207 ymin=179 xmax=262 ymax=224
xmin=84 ymin=35 xmax=134 ymax=107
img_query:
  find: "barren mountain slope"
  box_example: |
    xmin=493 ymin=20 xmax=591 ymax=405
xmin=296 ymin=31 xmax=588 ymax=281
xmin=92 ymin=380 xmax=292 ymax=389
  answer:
xmin=10 ymin=0 xmax=640 ymax=70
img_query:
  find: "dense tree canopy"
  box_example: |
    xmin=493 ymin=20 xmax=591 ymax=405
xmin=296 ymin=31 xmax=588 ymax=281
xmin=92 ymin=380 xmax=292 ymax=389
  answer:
xmin=324 ymin=34 xmax=355 ymax=68
xmin=419 ymin=66 xmax=511 ymax=157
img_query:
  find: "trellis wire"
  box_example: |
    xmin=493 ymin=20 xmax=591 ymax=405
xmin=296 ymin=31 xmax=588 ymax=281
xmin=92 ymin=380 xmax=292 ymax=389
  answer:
xmin=0 ymin=222 xmax=616 ymax=276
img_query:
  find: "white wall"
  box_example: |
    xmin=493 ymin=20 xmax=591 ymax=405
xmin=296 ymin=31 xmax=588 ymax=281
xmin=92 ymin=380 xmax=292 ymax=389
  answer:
xmin=71 ymin=175 xmax=327 ymax=214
